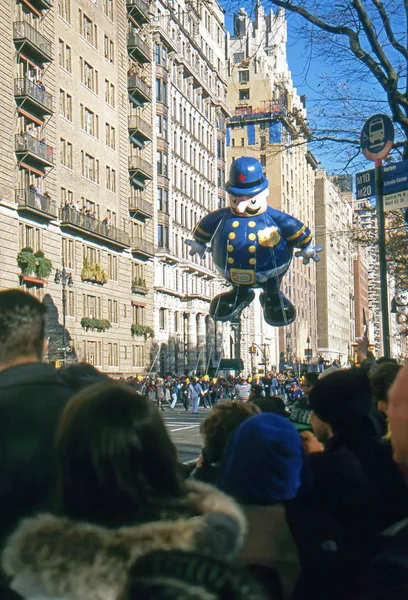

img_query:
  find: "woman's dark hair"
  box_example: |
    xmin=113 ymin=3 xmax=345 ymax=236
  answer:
xmin=370 ymin=362 xmax=401 ymax=404
xmin=122 ymin=550 xmax=275 ymax=600
xmin=58 ymin=362 xmax=108 ymax=392
xmin=56 ymin=382 xmax=186 ymax=526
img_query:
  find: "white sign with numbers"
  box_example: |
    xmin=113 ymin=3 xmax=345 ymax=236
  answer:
xmin=384 ymin=190 xmax=408 ymax=211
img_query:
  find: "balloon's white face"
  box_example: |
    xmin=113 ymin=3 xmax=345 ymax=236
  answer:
xmin=229 ymin=188 xmax=269 ymax=216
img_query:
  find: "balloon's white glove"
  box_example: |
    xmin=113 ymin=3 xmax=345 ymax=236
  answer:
xmin=185 ymin=239 xmax=207 ymax=258
xmin=295 ymin=244 xmax=323 ymax=265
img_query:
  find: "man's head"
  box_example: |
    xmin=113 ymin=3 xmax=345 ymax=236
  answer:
xmin=309 ymin=369 xmax=372 ymax=444
xmin=300 ymin=372 xmax=319 ymax=396
xmin=0 ymin=289 xmax=47 ymax=368
xmin=388 ymin=364 xmax=408 ymax=466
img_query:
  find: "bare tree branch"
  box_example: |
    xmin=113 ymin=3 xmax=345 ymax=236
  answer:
xmin=369 ymin=0 xmax=408 ymax=60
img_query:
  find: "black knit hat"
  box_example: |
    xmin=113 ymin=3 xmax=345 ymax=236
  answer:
xmin=123 ymin=550 xmax=275 ymax=600
xmin=309 ymin=369 xmax=372 ymax=429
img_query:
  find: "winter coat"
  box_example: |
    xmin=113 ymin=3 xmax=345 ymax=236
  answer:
xmin=0 ymin=362 xmax=71 ymax=548
xmin=2 ymin=481 xmax=246 ymax=600
xmin=238 ymin=504 xmax=300 ymax=599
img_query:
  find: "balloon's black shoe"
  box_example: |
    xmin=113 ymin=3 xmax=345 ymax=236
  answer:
xmin=210 ymin=287 xmax=255 ymax=322
xmin=260 ymin=292 xmax=296 ymax=327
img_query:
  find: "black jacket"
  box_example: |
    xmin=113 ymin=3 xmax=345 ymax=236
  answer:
xmin=0 ymin=362 xmax=72 ymax=547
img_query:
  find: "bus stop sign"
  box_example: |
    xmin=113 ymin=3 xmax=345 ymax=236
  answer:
xmin=360 ymin=114 xmax=394 ymax=161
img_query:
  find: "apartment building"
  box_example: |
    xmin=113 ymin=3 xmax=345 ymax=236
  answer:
xmin=226 ymin=3 xmax=318 ymax=370
xmin=151 ymin=0 xmax=232 ymax=375
xmin=315 ymin=170 xmax=354 ymax=365
xmin=0 ymin=0 xmax=155 ymax=373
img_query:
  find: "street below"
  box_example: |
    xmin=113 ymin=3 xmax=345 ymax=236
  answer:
xmin=162 ymin=408 xmax=204 ymax=464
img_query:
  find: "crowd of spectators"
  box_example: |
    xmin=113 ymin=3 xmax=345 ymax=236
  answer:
xmin=1 ymin=289 xmax=408 ymax=600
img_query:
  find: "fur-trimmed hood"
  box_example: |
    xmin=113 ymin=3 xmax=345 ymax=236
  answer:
xmin=2 ymin=481 xmax=246 ymax=600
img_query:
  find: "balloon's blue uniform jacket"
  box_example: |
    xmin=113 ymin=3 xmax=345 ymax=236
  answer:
xmin=193 ymin=206 xmax=312 ymax=287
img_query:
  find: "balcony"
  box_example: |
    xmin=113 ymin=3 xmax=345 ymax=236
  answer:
xmin=14 ymin=78 xmax=53 ymax=116
xmin=129 ymin=156 xmax=153 ymax=188
xmin=127 ymin=30 xmax=151 ymax=63
xmin=131 ymin=235 xmax=155 ymax=258
xmin=13 ymin=22 xmax=52 ymax=63
xmin=129 ymin=196 xmax=153 ymax=221
xmin=15 ymin=188 xmax=57 ymax=220
xmin=15 ymin=133 xmax=54 ymax=170
xmin=152 ymin=18 xmax=180 ymax=53
xmin=128 ymin=73 xmax=152 ymax=107
xmin=60 ymin=206 xmax=130 ymax=249
xmin=128 ymin=115 xmax=152 ymax=148
xmin=126 ymin=0 xmax=150 ymax=24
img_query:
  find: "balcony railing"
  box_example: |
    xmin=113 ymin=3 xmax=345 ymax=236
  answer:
xmin=153 ymin=18 xmax=180 ymax=53
xmin=15 ymin=188 xmax=57 ymax=218
xmin=60 ymin=206 xmax=129 ymax=248
xmin=129 ymin=196 xmax=153 ymax=219
xmin=127 ymin=30 xmax=151 ymax=62
xmin=128 ymin=115 xmax=152 ymax=140
xmin=128 ymin=73 xmax=152 ymax=104
xmin=14 ymin=78 xmax=53 ymax=114
xmin=13 ymin=22 xmax=52 ymax=62
xmin=126 ymin=0 xmax=150 ymax=23
xmin=129 ymin=156 xmax=153 ymax=178
xmin=15 ymin=133 xmax=54 ymax=165
xmin=131 ymin=235 xmax=155 ymax=256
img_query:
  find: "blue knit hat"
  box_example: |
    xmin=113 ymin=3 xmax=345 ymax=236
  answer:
xmin=218 ymin=413 xmax=303 ymax=505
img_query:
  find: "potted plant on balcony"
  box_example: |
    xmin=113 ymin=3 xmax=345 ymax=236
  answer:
xmin=131 ymin=276 xmax=148 ymax=293
xmin=81 ymin=257 xmax=93 ymax=282
xmin=17 ymin=247 xmax=36 ymax=276
xmin=81 ymin=258 xmax=109 ymax=284
xmin=131 ymin=324 xmax=154 ymax=339
xmin=34 ymin=250 xmax=53 ymax=280
xmin=80 ymin=317 xmax=112 ymax=332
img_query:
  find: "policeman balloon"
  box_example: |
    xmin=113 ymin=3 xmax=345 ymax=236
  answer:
xmin=187 ymin=156 xmax=322 ymax=327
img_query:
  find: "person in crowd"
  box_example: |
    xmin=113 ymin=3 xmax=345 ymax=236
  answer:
xmin=370 ymin=361 xmax=401 ymax=438
xmin=58 ymin=362 xmax=108 ymax=393
xmin=289 ymin=372 xmax=319 ymax=432
xmin=156 ymin=377 xmax=165 ymax=411
xmin=189 ymin=377 xmax=202 ymax=414
xmin=306 ymin=369 xmax=408 ymax=556
xmin=0 ymin=290 xmax=71 ymax=548
xmin=2 ymin=383 xmax=246 ymax=600
xmin=251 ymin=395 xmax=289 ymax=418
xmin=235 ymin=377 xmax=251 ymax=402
xmin=218 ymin=413 xmax=303 ymax=598
xmin=120 ymin=550 xmax=277 ymax=600
xmin=191 ymin=401 xmax=260 ymax=484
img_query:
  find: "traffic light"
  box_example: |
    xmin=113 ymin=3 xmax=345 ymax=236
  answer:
xmin=249 ymin=345 xmax=257 ymax=354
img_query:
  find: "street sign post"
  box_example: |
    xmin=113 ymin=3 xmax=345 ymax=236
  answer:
xmin=360 ymin=114 xmax=395 ymax=358
xmin=356 ymin=168 xmax=376 ymax=200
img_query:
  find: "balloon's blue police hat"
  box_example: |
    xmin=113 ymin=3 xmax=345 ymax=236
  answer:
xmin=226 ymin=156 xmax=269 ymax=197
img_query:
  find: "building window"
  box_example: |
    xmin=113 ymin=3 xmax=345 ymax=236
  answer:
xmin=156 ymin=151 xmax=168 ymax=177
xmin=108 ymin=342 xmax=119 ymax=366
xmin=60 ymin=138 xmax=73 ymax=170
xmin=238 ymin=70 xmax=249 ymax=82
xmin=105 ymin=122 xmax=116 ymax=150
xmin=233 ymin=52 xmax=244 ymax=64
xmin=132 ymin=345 xmax=144 ymax=367
xmin=106 ymin=166 xmax=116 ymax=193
xmin=156 ymin=78 xmax=167 ymax=103
xmin=81 ymin=151 xmax=100 ymax=183
xmin=79 ymin=9 xmax=98 ymax=48
xmin=260 ymin=154 xmax=266 ymax=167
xmin=80 ymin=104 xmax=99 ymax=138
xmin=80 ymin=58 xmax=99 ymax=93
xmin=157 ymin=188 xmax=169 ymax=213
xmin=104 ymin=34 xmax=115 ymax=64
xmin=103 ymin=0 xmax=114 ymax=20
xmin=59 ymin=89 xmax=72 ymax=121
xmin=132 ymin=304 xmax=145 ymax=325
xmin=156 ymin=115 xmax=168 ymax=141
xmin=59 ymin=40 xmax=72 ymax=73
xmin=159 ymin=307 xmax=168 ymax=330
xmin=107 ymin=254 xmax=118 ymax=280
xmin=157 ymin=224 xmax=169 ymax=249
xmin=108 ymin=299 xmax=118 ymax=323
xmin=105 ymin=79 xmax=115 ymax=107
xmin=58 ymin=0 xmax=71 ymax=23
xmin=62 ymin=237 xmax=75 ymax=269
xmin=19 ymin=223 xmax=41 ymax=251
xmin=239 ymin=89 xmax=250 ymax=101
